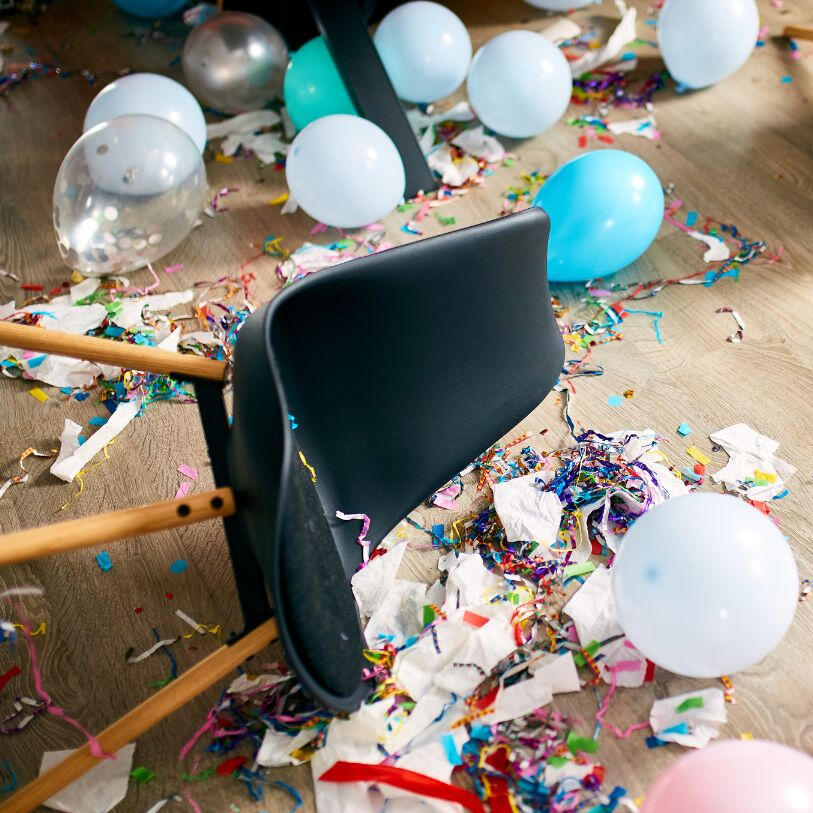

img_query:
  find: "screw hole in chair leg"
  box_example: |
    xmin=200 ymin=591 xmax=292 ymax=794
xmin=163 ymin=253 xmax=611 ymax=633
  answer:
xmin=177 ymin=504 xmax=191 ymax=517
xmin=210 ymin=496 xmax=223 ymax=510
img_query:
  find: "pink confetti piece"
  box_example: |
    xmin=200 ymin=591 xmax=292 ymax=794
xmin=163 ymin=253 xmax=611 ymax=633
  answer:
xmin=415 ymin=202 xmax=432 ymax=221
xmin=309 ymin=222 xmax=329 ymax=235
xmin=336 ymin=510 xmax=372 ymax=562
xmin=164 ymin=263 xmax=184 ymax=274
xmin=177 ymin=464 xmax=199 ymax=480
xmin=175 ymin=481 xmax=192 ymax=499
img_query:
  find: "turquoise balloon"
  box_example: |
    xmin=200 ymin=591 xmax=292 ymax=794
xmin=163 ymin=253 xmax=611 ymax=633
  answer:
xmin=112 ymin=0 xmax=186 ymax=18
xmin=533 ymin=150 xmax=664 ymax=283
xmin=283 ymin=37 xmax=357 ymax=132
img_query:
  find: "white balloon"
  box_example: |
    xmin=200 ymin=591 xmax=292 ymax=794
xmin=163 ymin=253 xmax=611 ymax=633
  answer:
xmin=374 ymin=1 xmax=472 ymax=104
xmin=285 ymin=115 xmax=405 ymax=229
xmin=466 ymin=30 xmax=572 ymax=139
xmin=523 ymin=0 xmax=597 ymax=9
xmin=612 ymin=493 xmax=798 ymax=677
xmin=84 ymin=72 xmax=206 ymax=154
xmin=658 ymin=0 xmax=759 ymax=89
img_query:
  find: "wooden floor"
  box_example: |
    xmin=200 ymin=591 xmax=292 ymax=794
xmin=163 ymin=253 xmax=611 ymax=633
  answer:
xmin=1 ymin=0 xmax=812 ymax=810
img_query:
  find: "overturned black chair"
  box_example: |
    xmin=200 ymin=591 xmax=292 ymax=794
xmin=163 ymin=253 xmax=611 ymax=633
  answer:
xmin=0 ymin=206 xmax=563 ymax=811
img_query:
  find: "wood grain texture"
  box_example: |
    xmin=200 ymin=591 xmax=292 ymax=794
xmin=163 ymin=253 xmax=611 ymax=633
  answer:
xmin=0 ymin=0 xmax=811 ymax=811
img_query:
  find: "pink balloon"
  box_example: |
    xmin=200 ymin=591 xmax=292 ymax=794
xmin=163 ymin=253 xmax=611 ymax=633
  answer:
xmin=642 ymin=740 xmax=813 ymax=813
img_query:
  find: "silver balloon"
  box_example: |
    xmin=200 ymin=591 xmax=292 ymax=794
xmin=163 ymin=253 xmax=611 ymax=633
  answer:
xmin=182 ymin=12 xmax=288 ymax=114
xmin=53 ymin=115 xmax=207 ymax=277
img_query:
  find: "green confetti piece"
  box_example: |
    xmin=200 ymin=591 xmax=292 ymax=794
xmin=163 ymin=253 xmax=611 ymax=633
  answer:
xmin=182 ymin=765 xmax=216 ymax=782
xmin=502 ymin=157 xmax=515 ymax=167
xmin=130 ymin=766 xmax=155 ymax=784
xmin=563 ymin=561 xmax=596 ymax=580
xmin=573 ymin=639 xmax=601 ymax=667
xmin=422 ymin=605 xmax=436 ymax=627
xmin=567 ymin=731 xmax=599 ymax=754
xmin=547 ymin=755 xmax=569 ymax=767
xmin=397 ymin=202 xmax=415 ymax=212
xmin=435 ymin=213 xmax=457 ymax=226
xmin=675 ymin=696 xmax=705 ymax=713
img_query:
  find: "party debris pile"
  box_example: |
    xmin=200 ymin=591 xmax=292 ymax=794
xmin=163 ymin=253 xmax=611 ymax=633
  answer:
xmin=167 ymin=412 xmax=795 ymax=813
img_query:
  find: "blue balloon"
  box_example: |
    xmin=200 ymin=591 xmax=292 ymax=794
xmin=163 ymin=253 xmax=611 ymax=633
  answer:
xmin=112 ymin=0 xmax=187 ymax=18
xmin=533 ymin=150 xmax=663 ymax=283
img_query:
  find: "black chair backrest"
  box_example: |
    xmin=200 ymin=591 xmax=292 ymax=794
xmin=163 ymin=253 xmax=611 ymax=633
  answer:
xmin=228 ymin=206 xmax=564 ymax=711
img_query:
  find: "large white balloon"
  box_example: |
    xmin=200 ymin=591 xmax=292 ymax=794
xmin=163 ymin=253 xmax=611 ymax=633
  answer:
xmin=466 ymin=30 xmax=572 ymax=139
xmin=285 ymin=115 xmax=405 ymax=229
xmin=523 ymin=0 xmax=597 ymax=9
xmin=374 ymin=1 xmax=472 ymax=104
xmin=612 ymin=493 xmax=798 ymax=677
xmin=658 ymin=0 xmax=759 ymax=89
xmin=84 ymin=73 xmax=207 ymax=154
xmin=54 ymin=115 xmax=207 ymax=277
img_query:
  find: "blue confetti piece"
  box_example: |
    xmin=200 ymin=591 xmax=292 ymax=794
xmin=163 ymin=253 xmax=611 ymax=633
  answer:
xmin=78 ymin=435 xmax=86 ymax=445
xmin=781 ymin=75 xmax=793 ymax=83
xmin=96 ymin=551 xmax=112 ymax=572
xmin=170 ymin=559 xmax=188 ymax=575
xmin=681 ymin=466 xmax=702 ymax=482
xmin=685 ymin=211 xmax=697 ymax=227
xmin=26 ymin=355 xmax=46 ymax=368
xmin=102 ymin=399 xmax=118 ymax=414
xmin=644 ymin=18 xmax=656 ymax=25
xmin=607 ymin=395 xmax=623 ymax=407
xmin=756 ymin=39 xmax=764 ymax=47
xmin=646 ymin=735 xmax=668 ymax=749
xmin=74 ymin=391 xmax=89 ymax=401
xmin=269 ymin=780 xmax=303 ymax=812
xmin=432 ymin=523 xmax=445 ymax=546
xmin=661 ymin=722 xmax=690 ymax=736
xmin=59 ymin=387 xmax=72 ymax=395
xmin=89 ymin=416 xmax=108 ymax=427
xmin=772 ymin=489 xmax=789 ymax=500
xmin=470 ymin=724 xmax=492 ymax=740
xmin=0 ymin=760 xmax=18 ymax=795
xmin=104 ymin=326 xmax=126 ymax=337
xmin=441 ymin=733 xmax=462 ymax=766
xmin=677 ymin=422 xmax=692 ymax=436
xmin=621 ymin=51 xmax=635 ymax=61
xmin=288 ymin=414 xmax=298 ymax=430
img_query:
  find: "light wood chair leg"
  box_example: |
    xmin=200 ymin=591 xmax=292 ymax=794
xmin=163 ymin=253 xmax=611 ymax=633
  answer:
xmin=0 ymin=488 xmax=235 ymax=566
xmin=0 ymin=322 xmax=227 ymax=382
xmin=783 ymin=25 xmax=813 ymax=41
xmin=0 ymin=618 xmax=279 ymax=813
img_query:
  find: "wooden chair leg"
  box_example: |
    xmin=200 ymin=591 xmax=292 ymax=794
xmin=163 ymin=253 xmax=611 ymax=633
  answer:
xmin=0 ymin=488 xmax=236 ymax=566
xmin=0 ymin=618 xmax=278 ymax=813
xmin=783 ymin=25 xmax=813 ymax=41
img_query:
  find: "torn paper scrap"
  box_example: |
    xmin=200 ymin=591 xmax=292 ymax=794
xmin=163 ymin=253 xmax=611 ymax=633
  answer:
xmin=110 ymin=290 xmax=193 ymax=330
xmin=351 ymin=541 xmax=408 ymax=618
xmin=364 ymin=579 xmax=427 ymax=648
xmin=528 ymin=651 xmax=581 ymax=693
xmin=650 ymin=688 xmax=727 ymax=748
xmin=563 ymin=564 xmax=622 ymax=645
xmin=256 ymin=724 xmax=320 ymax=767
xmin=450 ymin=126 xmax=505 ymax=163
xmin=569 ymin=2 xmax=637 ymax=75
xmin=41 ymin=743 xmax=135 ymax=813
xmin=540 ymin=18 xmax=582 ymax=44
xmin=50 ymin=398 xmax=141 ymax=483
xmin=439 ymin=552 xmax=506 ymax=611
xmin=492 ymin=472 xmax=563 ymax=550
xmin=607 ymin=114 xmax=660 ymax=140
xmin=483 ymin=678 xmax=553 ymax=725
xmin=69 ymin=277 xmax=101 ymax=303
xmin=206 ymin=109 xmax=280 ymax=139
xmin=277 ymin=242 xmax=355 ymax=283
xmin=426 ymin=144 xmax=480 ymax=187
xmin=597 ymin=637 xmax=647 ymax=688
xmin=689 ymin=230 xmax=730 ymax=263
xmin=50 ymin=419 xmax=82 ymax=477
xmin=709 ymin=423 xmax=796 ymax=500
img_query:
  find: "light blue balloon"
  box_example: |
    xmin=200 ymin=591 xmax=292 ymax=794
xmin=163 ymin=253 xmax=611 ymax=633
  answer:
xmin=112 ymin=0 xmax=187 ymax=18
xmin=533 ymin=150 xmax=663 ymax=283
xmin=658 ymin=0 xmax=759 ymax=89
xmin=466 ymin=30 xmax=571 ymax=139
xmin=374 ymin=1 xmax=471 ymax=104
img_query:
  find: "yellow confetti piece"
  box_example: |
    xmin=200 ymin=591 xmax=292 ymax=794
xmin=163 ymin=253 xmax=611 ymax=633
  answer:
xmin=28 ymin=387 xmax=49 ymax=402
xmin=70 ymin=270 xmax=86 ymax=284
xmin=740 ymin=732 xmax=753 ymax=740
xmin=214 ymin=153 xmax=234 ymax=163
xmin=753 ymin=469 xmax=777 ymax=483
xmin=299 ymin=450 xmax=317 ymax=483
xmin=686 ymin=445 xmax=710 ymax=466
xmin=268 ymin=192 xmax=289 ymax=205
xmin=14 ymin=622 xmax=46 ymax=636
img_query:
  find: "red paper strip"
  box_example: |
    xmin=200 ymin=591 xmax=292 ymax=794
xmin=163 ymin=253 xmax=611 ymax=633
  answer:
xmin=0 ymin=665 xmax=21 ymax=692
xmin=644 ymin=659 xmax=656 ymax=683
xmin=319 ymin=761 xmax=486 ymax=813
xmin=462 ymin=611 xmax=489 ymax=628
xmin=216 ymin=755 xmax=247 ymax=776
